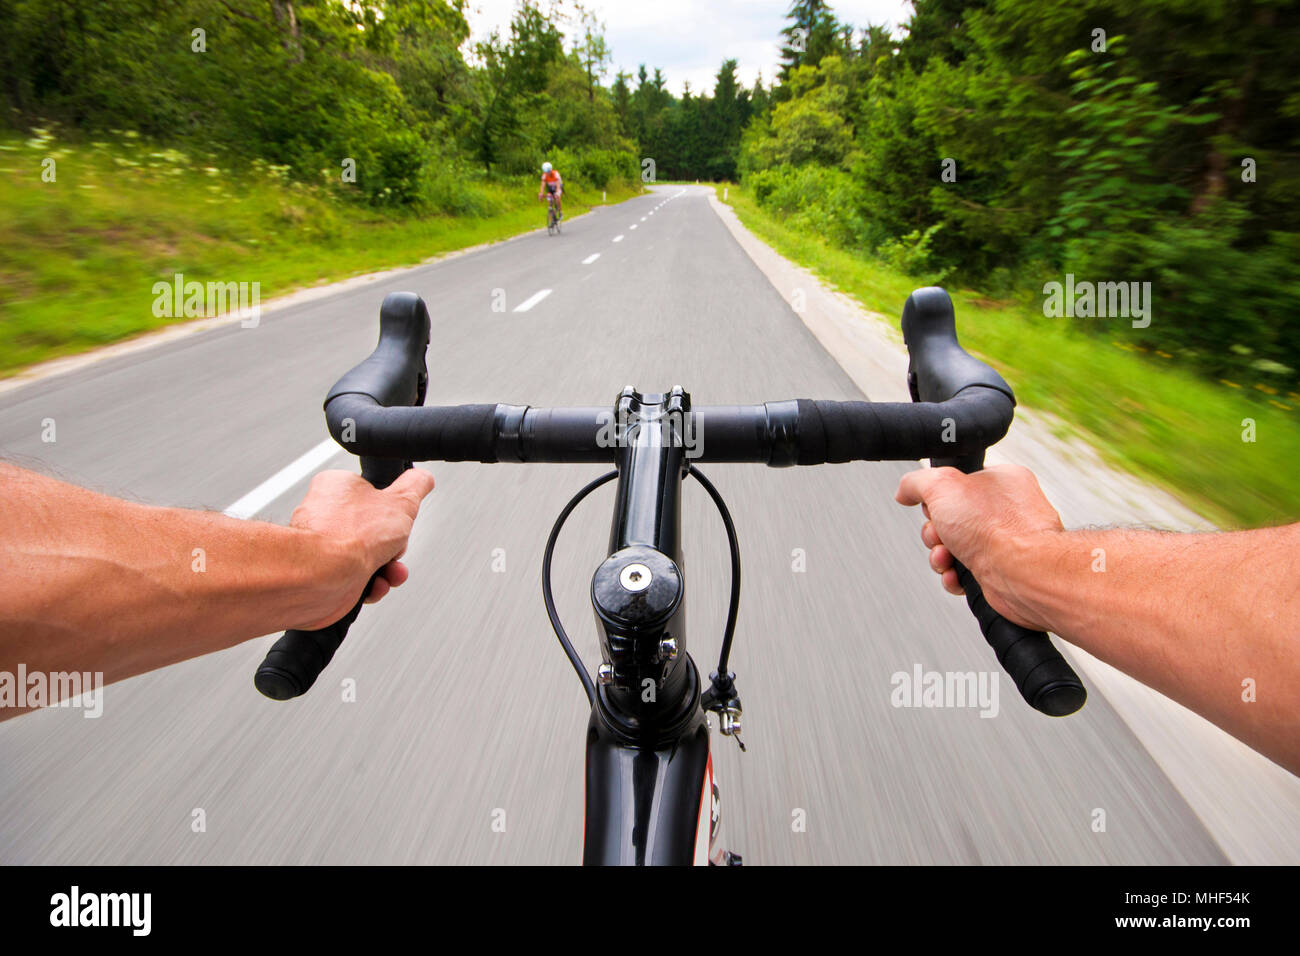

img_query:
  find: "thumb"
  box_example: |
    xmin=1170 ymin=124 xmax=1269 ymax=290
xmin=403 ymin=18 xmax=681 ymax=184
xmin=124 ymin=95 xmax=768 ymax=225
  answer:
xmin=894 ymin=466 xmax=962 ymax=507
xmin=384 ymin=467 xmax=436 ymax=516
xmin=895 ymin=468 xmax=941 ymax=507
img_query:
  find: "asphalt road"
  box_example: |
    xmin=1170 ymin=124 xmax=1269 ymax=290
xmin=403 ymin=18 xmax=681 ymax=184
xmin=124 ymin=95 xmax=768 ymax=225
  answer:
xmin=0 ymin=185 xmax=1228 ymax=864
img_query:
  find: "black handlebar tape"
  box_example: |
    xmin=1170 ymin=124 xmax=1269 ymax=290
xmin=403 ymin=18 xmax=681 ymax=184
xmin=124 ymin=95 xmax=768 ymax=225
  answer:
xmin=326 ymin=394 xmax=501 ymax=462
xmin=253 ymin=457 xmax=411 ymax=701
xmin=951 ymin=561 xmax=1087 ymax=716
xmin=792 ymin=390 xmax=1014 ymax=465
xmin=253 ymin=584 xmax=372 ymax=700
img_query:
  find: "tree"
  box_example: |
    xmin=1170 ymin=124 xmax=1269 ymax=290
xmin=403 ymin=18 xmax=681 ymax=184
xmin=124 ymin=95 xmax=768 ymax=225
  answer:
xmin=750 ymin=73 xmax=770 ymax=117
xmin=504 ymin=0 xmax=563 ymax=95
xmin=610 ymin=70 xmax=632 ymax=136
xmin=704 ymin=59 xmax=745 ymax=179
xmin=571 ymin=3 xmax=610 ymax=103
xmin=778 ymin=0 xmax=840 ymax=81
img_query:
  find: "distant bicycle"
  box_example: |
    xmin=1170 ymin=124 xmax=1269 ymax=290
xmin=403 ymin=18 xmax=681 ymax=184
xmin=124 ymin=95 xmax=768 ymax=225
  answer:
xmin=539 ymin=160 xmax=563 ymax=235
xmin=546 ymin=191 xmax=562 ymax=235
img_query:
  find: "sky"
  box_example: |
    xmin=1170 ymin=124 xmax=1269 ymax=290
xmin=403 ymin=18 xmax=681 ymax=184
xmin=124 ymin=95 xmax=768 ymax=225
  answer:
xmin=462 ymin=0 xmax=916 ymax=96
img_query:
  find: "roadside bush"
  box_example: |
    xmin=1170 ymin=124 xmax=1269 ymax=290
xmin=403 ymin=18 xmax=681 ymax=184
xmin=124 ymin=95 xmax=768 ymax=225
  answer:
xmin=1064 ymin=204 xmax=1300 ymax=381
xmin=744 ymin=164 xmax=868 ymax=248
xmin=877 ymin=224 xmax=951 ymax=284
xmin=419 ymin=163 xmax=497 ymax=217
xmin=356 ymin=129 xmax=428 ymax=206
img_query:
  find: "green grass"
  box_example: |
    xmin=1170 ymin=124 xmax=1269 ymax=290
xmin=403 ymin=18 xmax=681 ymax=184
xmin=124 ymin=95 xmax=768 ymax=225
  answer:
xmin=0 ymin=130 xmax=642 ymax=373
xmin=716 ymin=183 xmax=1300 ymax=529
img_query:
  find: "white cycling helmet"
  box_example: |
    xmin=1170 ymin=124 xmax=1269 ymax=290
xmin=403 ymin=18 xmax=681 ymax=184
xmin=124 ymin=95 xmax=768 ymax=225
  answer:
xmin=542 ymin=162 xmax=553 ymax=173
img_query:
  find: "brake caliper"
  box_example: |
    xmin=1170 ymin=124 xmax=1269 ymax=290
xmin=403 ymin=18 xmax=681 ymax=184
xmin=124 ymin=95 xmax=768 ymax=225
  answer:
xmin=701 ymin=670 xmax=746 ymax=752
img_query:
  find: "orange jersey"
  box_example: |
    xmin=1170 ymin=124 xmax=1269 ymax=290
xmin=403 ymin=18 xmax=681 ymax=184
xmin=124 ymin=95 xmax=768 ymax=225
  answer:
xmin=541 ymin=170 xmax=562 ymax=187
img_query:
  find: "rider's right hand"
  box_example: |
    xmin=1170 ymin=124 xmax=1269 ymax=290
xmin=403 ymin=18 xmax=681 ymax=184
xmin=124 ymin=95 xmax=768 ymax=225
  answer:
xmin=894 ymin=464 xmax=1064 ymax=632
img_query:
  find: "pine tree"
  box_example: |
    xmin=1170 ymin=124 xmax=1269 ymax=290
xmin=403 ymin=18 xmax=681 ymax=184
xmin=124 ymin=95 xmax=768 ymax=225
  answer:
xmin=778 ymin=0 xmax=839 ymax=81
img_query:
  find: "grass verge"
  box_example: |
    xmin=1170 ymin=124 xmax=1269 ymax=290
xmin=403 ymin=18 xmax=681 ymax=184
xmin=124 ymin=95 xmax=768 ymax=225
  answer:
xmin=0 ymin=130 xmax=641 ymax=375
xmin=716 ymin=182 xmax=1299 ymax=529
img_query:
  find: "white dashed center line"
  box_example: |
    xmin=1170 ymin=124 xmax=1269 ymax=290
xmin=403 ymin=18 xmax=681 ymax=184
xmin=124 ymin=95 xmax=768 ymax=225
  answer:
xmin=630 ymin=224 xmax=637 ymax=230
xmin=582 ymin=253 xmax=600 ymax=265
xmin=613 ymin=234 xmax=624 ymax=242
xmin=513 ymin=288 xmax=552 ymax=313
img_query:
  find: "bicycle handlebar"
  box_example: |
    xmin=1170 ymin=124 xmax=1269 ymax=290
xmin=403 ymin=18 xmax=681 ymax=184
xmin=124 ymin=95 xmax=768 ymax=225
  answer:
xmin=254 ymin=288 xmax=1086 ymax=716
xmin=318 ymin=391 xmax=1017 ymax=465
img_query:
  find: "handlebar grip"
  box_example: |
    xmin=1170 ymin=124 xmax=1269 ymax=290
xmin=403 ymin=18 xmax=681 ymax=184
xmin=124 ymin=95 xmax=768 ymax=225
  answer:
xmin=905 ymin=285 xmax=1086 ymax=716
xmin=256 ymin=295 xmax=428 ymax=697
xmin=253 ymin=587 xmax=370 ymax=700
xmin=951 ymin=561 xmax=1086 ymax=716
xmin=255 ymin=293 xmax=430 ymax=700
xmin=253 ymin=450 xmax=414 ymax=699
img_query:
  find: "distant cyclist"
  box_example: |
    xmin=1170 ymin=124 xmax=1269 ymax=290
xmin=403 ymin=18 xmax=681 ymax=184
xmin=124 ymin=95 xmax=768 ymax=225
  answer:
xmin=538 ymin=161 xmax=563 ymax=220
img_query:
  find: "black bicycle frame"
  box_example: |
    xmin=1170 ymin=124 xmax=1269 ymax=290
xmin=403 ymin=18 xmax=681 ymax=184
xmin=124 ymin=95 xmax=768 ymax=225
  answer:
xmin=582 ymin=387 xmax=712 ymax=865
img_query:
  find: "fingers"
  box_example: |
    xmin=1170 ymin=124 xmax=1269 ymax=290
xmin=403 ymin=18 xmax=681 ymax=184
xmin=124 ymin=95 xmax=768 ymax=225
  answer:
xmin=921 ymin=519 xmax=963 ymax=595
xmin=928 ymin=543 xmax=954 ymax=574
xmin=364 ymin=578 xmax=390 ymax=603
xmin=380 ymin=560 xmax=410 ymax=587
xmin=364 ymin=561 xmax=409 ymax=604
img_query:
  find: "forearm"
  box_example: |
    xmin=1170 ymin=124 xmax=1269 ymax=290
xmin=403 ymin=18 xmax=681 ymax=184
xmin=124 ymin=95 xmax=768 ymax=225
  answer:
xmin=1002 ymin=525 xmax=1300 ymax=772
xmin=0 ymin=465 xmax=352 ymax=711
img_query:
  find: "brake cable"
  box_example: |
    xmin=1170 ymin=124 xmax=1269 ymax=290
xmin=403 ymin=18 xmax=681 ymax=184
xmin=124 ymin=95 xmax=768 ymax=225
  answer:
xmin=542 ymin=470 xmax=617 ymax=706
xmin=542 ymin=463 xmax=744 ymax=747
xmin=688 ymin=465 xmax=747 ymax=751
xmin=685 ymin=465 xmax=741 ymax=678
